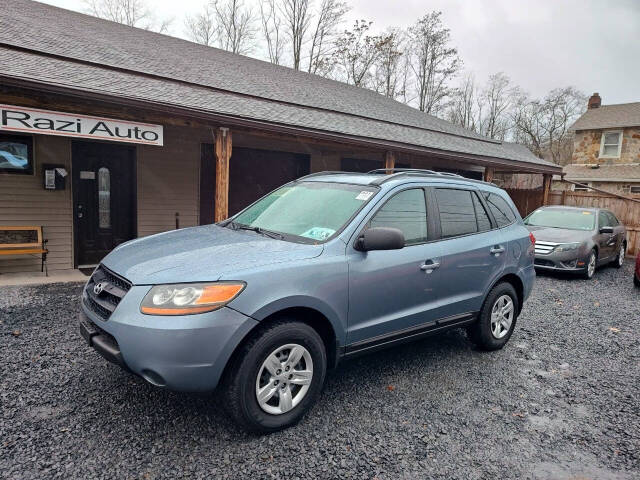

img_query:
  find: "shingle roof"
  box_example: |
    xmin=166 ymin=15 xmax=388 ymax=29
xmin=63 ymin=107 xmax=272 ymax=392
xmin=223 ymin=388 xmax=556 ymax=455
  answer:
xmin=563 ymin=163 xmax=640 ymax=182
xmin=0 ymin=0 xmax=560 ymax=173
xmin=570 ymin=103 xmax=640 ymax=131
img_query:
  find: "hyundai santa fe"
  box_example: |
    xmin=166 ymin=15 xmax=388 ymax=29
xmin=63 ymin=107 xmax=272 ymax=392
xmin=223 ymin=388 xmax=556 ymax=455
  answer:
xmin=79 ymin=169 xmax=536 ymax=432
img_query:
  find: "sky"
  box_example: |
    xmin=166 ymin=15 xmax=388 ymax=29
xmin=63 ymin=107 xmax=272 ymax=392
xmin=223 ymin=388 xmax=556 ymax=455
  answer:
xmin=39 ymin=0 xmax=640 ymax=105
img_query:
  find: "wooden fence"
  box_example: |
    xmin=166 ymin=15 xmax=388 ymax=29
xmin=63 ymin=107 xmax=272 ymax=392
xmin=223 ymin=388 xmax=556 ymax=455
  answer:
xmin=505 ymin=188 xmax=640 ymax=257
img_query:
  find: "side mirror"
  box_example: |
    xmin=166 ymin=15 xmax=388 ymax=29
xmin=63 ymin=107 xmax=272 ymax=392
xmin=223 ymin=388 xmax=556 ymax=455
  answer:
xmin=356 ymin=227 xmax=405 ymax=251
xmin=599 ymin=226 xmax=614 ymax=234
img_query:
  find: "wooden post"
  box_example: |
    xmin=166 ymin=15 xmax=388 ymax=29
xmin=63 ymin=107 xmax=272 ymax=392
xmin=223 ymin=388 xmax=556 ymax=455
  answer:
xmin=214 ymin=127 xmax=232 ymax=222
xmin=385 ymin=151 xmax=396 ymax=174
xmin=484 ymin=167 xmax=495 ymax=183
xmin=542 ymin=174 xmax=552 ymax=206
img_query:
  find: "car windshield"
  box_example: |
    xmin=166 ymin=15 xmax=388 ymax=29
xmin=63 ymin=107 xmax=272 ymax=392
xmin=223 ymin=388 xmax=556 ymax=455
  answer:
xmin=524 ymin=208 xmax=595 ymax=231
xmin=230 ymin=181 xmax=379 ymax=242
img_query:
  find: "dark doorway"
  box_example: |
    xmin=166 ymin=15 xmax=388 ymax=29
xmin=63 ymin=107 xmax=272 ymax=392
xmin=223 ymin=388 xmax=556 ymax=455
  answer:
xmin=200 ymin=145 xmax=310 ymax=220
xmin=72 ymin=141 xmax=136 ymax=266
xmin=341 ymin=157 xmax=409 ymax=173
xmin=199 ymin=144 xmax=216 ymax=225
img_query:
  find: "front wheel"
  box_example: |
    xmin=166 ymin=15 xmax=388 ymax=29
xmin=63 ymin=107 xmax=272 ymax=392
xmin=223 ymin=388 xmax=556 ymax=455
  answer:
xmin=583 ymin=250 xmax=597 ymax=279
xmin=468 ymin=282 xmax=519 ymax=351
xmin=222 ymin=319 xmax=327 ymax=433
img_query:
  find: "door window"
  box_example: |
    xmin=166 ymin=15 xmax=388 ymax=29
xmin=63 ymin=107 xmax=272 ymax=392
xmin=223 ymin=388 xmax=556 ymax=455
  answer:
xmin=435 ymin=189 xmax=478 ymax=238
xmin=605 ymin=211 xmax=619 ymax=226
xmin=368 ymin=189 xmax=427 ymax=245
xmin=483 ymin=192 xmax=516 ymax=227
xmin=598 ymin=211 xmax=610 ymax=229
xmin=98 ymin=167 xmax=111 ymax=229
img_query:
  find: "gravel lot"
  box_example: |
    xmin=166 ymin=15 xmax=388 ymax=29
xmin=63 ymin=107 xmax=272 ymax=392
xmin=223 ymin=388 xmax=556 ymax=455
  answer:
xmin=1 ymin=263 xmax=639 ymax=480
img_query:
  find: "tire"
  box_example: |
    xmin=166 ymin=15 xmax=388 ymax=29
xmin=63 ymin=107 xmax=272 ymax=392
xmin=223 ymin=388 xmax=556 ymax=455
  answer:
xmin=468 ymin=282 xmax=519 ymax=351
xmin=221 ymin=319 xmax=327 ymax=433
xmin=634 ymin=273 xmax=640 ymax=288
xmin=583 ymin=249 xmax=597 ymax=280
xmin=612 ymin=243 xmax=626 ymax=268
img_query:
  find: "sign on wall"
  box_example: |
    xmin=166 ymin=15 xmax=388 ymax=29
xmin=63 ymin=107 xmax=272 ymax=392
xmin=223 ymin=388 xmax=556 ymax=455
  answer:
xmin=0 ymin=104 xmax=163 ymax=146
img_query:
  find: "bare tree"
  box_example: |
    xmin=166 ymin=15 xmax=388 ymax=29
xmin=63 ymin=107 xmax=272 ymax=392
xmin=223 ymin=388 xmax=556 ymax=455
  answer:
xmin=446 ymin=73 xmax=479 ymax=131
xmin=512 ymin=87 xmax=586 ymax=164
xmin=306 ymin=0 xmax=349 ymax=75
xmin=213 ymin=0 xmax=256 ymax=54
xmin=407 ymin=12 xmax=460 ymax=115
xmin=373 ymin=28 xmax=405 ymax=99
xmin=281 ymin=0 xmax=311 ymax=70
xmin=185 ymin=2 xmax=217 ymax=46
xmin=259 ymin=0 xmax=286 ymax=64
xmin=478 ymin=72 xmax=520 ymax=140
xmin=332 ymin=20 xmax=382 ymax=88
xmin=85 ymin=0 xmax=172 ymax=33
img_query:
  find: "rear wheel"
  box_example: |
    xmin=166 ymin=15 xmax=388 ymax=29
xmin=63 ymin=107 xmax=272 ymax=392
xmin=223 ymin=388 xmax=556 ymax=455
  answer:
xmin=468 ymin=282 xmax=519 ymax=351
xmin=583 ymin=250 xmax=597 ymax=279
xmin=222 ymin=319 xmax=327 ymax=433
xmin=612 ymin=243 xmax=626 ymax=268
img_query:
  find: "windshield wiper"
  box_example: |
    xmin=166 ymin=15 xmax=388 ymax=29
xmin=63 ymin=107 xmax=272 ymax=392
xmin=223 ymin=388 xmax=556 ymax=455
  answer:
xmin=227 ymin=221 xmax=284 ymax=240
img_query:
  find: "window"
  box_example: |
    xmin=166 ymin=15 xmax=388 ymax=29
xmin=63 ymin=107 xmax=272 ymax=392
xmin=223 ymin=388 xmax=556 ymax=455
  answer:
xmin=483 ymin=192 xmax=516 ymax=227
xmin=573 ymin=183 xmax=590 ymax=192
xmin=98 ymin=167 xmax=111 ymax=229
xmin=368 ymin=189 xmax=427 ymax=245
xmin=525 ymin=208 xmax=595 ymax=231
xmin=436 ymin=189 xmax=478 ymax=238
xmin=598 ymin=211 xmax=609 ymax=229
xmin=0 ymin=134 xmax=33 ymax=175
xmin=631 ymin=186 xmax=640 ymax=194
xmin=472 ymin=192 xmax=492 ymax=232
xmin=605 ymin=211 xmax=619 ymax=226
xmin=599 ymin=131 xmax=622 ymax=158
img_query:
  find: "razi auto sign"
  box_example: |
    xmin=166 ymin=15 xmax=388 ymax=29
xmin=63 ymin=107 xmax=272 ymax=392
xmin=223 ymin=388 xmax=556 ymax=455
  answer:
xmin=0 ymin=104 xmax=163 ymax=146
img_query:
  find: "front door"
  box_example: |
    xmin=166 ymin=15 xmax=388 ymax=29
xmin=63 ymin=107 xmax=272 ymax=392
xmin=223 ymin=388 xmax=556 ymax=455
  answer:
xmin=347 ymin=187 xmax=442 ymax=346
xmin=72 ymin=141 xmax=136 ymax=266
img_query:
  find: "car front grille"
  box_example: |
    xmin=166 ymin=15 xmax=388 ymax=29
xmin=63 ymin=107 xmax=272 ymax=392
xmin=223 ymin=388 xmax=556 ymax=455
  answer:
xmin=83 ymin=264 xmax=132 ymax=320
xmin=534 ymin=241 xmax=558 ymax=255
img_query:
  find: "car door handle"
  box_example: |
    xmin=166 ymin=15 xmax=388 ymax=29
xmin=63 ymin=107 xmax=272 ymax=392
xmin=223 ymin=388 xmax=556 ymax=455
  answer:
xmin=420 ymin=260 xmax=440 ymax=273
xmin=490 ymin=246 xmax=505 ymax=255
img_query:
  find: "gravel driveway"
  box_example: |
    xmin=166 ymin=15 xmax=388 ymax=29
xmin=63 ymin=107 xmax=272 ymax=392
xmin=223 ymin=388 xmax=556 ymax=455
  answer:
xmin=1 ymin=264 xmax=639 ymax=480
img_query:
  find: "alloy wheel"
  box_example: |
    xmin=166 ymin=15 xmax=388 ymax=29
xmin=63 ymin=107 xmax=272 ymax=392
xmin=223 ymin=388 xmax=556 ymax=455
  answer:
xmin=490 ymin=294 xmax=514 ymax=339
xmin=255 ymin=344 xmax=313 ymax=415
xmin=587 ymin=253 xmax=596 ymax=278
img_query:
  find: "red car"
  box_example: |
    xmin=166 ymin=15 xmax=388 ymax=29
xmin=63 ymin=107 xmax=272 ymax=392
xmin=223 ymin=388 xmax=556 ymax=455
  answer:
xmin=635 ymin=251 xmax=640 ymax=287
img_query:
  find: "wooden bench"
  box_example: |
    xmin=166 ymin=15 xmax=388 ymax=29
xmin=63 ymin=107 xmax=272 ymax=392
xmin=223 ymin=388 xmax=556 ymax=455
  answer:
xmin=0 ymin=226 xmax=49 ymax=276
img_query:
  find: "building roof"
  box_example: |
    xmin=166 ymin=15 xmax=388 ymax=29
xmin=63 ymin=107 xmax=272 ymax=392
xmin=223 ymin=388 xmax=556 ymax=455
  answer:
xmin=570 ymin=102 xmax=640 ymax=131
xmin=0 ymin=0 xmax=560 ymax=174
xmin=563 ymin=163 xmax=640 ymax=182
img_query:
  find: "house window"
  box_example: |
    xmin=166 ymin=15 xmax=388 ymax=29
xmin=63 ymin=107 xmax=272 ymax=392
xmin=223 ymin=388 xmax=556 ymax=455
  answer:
xmin=599 ymin=130 xmax=622 ymax=158
xmin=573 ymin=183 xmax=591 ymax=191
xmin=0 ymin=134 xmax=34 ymax=175
xmin=630 ymin=186 xmax=640 ymax=194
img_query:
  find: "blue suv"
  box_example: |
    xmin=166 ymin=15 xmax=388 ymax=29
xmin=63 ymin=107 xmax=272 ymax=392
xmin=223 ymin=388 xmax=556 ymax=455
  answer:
xmin=79 ymin=169 xmax=535 ymax=432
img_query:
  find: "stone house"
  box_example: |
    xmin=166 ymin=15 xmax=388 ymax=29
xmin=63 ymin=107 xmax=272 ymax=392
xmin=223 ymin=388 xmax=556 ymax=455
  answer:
xmin=561 ymin=94 xmax=640 ymax=194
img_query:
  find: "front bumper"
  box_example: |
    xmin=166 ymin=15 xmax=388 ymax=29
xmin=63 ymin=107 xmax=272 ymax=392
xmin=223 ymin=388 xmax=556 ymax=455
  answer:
xmin=79 ymin=285 xmax=258 ymax=391
xmin=533 ymin=252 xmax=588 ymax=272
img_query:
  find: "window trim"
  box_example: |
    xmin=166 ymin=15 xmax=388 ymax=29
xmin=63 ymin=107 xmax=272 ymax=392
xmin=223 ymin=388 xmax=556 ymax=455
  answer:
xmin=599 ymin=130 xmax=623 ymax=159
xmin=0 ymin=133 xmax=34 ymax=175
xmin=353 ymin=186 xmax=433 ymax=248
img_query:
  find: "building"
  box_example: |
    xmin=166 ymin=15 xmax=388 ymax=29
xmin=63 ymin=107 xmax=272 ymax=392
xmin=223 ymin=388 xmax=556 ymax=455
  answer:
xmin=0 ymin=0 xmax=560 ymax=276
xmin=563 ymin=93 xmax=640 ymax=194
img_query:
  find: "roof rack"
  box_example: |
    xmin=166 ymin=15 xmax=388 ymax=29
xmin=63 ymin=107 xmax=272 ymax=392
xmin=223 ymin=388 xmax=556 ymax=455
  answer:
xmin=298 ymin=171 xmax=356 ymax=180
xmin=297 ymin=169 xmax=494 ymax=187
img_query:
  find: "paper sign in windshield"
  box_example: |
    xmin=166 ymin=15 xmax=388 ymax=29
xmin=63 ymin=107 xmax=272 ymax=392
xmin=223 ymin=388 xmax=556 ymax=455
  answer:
xmin=356 ymin=191 xmax=374 ymax=201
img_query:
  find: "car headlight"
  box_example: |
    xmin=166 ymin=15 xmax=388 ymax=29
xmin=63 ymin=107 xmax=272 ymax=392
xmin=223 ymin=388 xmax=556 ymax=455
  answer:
xmin=140 ymin=282 xmax=245 ymax=315
xmin=554 ymin=242 xmax=582 ymax=253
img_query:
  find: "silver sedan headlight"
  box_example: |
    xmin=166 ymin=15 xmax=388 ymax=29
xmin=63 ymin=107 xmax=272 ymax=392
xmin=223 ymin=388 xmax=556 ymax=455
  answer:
xmin=554 ymin=242 xmax=582 ymax=253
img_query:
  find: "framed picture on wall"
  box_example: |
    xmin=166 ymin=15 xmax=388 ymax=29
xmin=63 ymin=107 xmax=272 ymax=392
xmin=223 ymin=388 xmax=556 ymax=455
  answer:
xmin=0 ymin=133 xmax=34 ymax=175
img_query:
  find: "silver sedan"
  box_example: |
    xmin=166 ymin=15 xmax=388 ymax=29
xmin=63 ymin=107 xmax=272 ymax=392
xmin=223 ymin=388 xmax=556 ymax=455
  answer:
xmin=524 ymin=206 xmax=627 ymax=279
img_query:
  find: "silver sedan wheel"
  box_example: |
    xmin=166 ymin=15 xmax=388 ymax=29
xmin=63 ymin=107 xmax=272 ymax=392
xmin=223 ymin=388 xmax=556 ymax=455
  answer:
xmin=618 ymin=245 xmax=625 ymax=266
xmin=490 ymin=295 xmax=514 ymax=339
xmin=255 ymin=344 xmax=313 ymax=415
xmin=587 ymin=252 xmax=596 ymax=278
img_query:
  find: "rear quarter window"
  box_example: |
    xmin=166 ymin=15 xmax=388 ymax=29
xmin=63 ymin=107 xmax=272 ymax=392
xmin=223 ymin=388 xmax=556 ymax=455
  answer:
xmin=483 ymin=192 xmax=516 ymax=227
